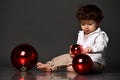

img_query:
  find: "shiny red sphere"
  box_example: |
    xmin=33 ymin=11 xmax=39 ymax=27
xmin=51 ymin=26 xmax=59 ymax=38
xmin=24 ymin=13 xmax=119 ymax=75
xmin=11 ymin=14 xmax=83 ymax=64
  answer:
xmin=11 ymin=44 xmax=38 ymax=71
xmin=72 ymin=54 xmax=93 ymax=74
xmin=71 ymin=44 xmax=82 ymax=56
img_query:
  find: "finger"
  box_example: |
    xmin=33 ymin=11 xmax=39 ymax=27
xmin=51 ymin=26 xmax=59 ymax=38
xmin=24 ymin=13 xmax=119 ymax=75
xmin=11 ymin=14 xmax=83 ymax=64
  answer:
xmin=70 ymin=45 xmax=72 ymax=48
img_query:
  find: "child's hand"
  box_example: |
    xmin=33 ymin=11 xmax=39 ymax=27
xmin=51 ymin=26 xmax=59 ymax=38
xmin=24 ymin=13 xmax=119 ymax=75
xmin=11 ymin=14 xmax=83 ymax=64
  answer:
xmin=69 ymin=45 xmax=75 ymax=58
xmin=82 ymin=46 xmax=92 ymax=54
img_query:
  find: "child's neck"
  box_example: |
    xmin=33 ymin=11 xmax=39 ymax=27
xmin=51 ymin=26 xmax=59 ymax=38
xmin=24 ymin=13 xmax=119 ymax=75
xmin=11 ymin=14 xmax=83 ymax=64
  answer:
xmin=83 ymin=33 xmax=89 ymax=39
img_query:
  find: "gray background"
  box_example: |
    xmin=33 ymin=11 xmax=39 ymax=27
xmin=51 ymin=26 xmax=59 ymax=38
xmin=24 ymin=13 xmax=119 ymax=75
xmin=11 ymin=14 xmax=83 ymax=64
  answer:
xmin=0 ymin=0 xmax=120 ymax=71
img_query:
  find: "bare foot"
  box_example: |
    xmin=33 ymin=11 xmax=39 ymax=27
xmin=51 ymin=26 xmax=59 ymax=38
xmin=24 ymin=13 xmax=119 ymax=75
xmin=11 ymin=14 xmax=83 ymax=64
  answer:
xmin=66 ymin=65 xmax=74 ymax=72
xmin=36 ymin=62 xmax=51 ymax=72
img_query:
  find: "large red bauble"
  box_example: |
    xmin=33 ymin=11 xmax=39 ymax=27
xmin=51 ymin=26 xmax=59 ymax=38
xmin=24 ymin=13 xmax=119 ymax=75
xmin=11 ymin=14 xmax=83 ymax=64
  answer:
xmin=71 ymin=44 xmax=82 ymax=56
xmin=72 ymin=54 xmax=93 ymax=74
xmin=11 ymin=44 xmax=38 ymax=71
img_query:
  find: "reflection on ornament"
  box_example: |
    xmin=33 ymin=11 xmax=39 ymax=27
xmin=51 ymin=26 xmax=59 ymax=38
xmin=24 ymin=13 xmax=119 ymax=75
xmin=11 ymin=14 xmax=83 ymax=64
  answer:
xmin=11 ymin=44 xmax=38 ymax=71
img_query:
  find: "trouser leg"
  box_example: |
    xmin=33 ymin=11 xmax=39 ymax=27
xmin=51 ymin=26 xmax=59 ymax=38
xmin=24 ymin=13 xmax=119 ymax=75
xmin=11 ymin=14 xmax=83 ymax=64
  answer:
xmin=45 ymin=53 xmax=104 ymax=73
xmin=91 ymin=62 xmax=105 ymax=73
xmin=46 ymin=53 xmax=73 ymax=71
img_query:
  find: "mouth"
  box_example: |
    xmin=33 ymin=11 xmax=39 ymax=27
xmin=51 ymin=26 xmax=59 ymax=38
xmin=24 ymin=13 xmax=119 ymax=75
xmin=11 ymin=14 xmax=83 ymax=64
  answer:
xmin=84 ymin=30 xmax=91 ymax=34
xmin=84 ymin=29 xmax=90 ymax=32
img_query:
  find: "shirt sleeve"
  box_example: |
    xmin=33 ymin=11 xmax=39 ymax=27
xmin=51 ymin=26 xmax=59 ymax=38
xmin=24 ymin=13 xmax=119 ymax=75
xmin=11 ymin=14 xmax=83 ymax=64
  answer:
xmin=91 ymin=32 xmax=109 ymax=52
xmin=76 ymin=31 xmax=82 ymax=45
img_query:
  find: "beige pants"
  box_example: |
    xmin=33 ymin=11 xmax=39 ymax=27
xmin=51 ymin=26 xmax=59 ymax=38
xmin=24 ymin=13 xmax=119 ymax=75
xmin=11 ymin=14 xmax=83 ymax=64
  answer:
xmin=46 ymin=54 xmax=104 ymax=73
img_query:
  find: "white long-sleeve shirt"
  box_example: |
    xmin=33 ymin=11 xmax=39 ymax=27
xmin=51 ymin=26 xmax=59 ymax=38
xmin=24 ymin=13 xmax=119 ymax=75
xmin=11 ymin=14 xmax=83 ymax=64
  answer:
xmin=77 ymin=27 xmax=109 ymax=65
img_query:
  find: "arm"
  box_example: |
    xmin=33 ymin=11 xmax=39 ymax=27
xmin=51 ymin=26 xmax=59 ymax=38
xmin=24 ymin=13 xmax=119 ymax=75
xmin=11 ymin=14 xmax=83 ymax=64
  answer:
xmin=81 ymin=32 xmax=109 ymax=54
xmin=69 ymin=45 xmax=75 ymax=58
xmin=91 ymin=32 xmax=109 ymax=53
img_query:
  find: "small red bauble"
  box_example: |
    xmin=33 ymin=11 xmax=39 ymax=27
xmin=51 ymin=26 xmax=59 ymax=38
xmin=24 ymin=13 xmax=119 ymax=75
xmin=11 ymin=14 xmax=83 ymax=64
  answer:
xmin=71 ymin=44 xmax=83 ymax=56
xmin=11 ymin=44 xmax=38 ymax=71
xmin=72 ymin=54 xmax=93 ymax=74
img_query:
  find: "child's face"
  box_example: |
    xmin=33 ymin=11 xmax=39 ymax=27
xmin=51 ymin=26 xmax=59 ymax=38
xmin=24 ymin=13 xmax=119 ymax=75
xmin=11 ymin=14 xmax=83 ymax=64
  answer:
xmin=80 ymin=20 xmax=98 ymax=35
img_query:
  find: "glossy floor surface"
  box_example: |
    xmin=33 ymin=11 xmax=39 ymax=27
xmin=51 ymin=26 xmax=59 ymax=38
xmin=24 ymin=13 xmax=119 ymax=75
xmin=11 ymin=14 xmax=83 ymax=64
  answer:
xmin=1 ymin=66 xmax=120 ymax=80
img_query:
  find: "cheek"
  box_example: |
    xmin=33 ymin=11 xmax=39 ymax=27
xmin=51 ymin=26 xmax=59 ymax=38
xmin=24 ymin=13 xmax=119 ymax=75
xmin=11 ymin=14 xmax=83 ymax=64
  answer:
xmin=90 ymin=26 xmax=97 ymax=31
xmin=92 ymin=27 xmax=97 ymax=31
xmin=81 ymin=26 xmax=85 ymax=30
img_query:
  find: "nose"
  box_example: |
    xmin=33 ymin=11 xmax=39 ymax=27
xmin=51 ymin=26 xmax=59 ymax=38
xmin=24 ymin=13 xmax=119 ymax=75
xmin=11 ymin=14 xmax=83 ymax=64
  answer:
xmin=84 ymin=25 xmax=89 ymax=29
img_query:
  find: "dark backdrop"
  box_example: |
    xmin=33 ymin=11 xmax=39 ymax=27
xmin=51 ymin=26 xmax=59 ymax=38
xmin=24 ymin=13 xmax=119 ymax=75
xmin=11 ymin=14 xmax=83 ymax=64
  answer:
xmin=0 ymin=0 xmax=120 ymax=71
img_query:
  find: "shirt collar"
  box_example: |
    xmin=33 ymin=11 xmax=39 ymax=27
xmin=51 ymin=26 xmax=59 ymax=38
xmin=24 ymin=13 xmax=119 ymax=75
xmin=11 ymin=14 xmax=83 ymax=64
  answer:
xmin=90 ymin=27 xmax=101 ymax=35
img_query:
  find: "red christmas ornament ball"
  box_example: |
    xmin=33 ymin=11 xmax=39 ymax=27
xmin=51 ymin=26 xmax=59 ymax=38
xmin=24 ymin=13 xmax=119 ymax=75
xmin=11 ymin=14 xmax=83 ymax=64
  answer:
xmin=11 ymin=44 xmax=38 ymax=71
xmin=72 ymin=54 xmax=93 ymax=74
xmin=71 ymin=44 xmax=82 ymax=56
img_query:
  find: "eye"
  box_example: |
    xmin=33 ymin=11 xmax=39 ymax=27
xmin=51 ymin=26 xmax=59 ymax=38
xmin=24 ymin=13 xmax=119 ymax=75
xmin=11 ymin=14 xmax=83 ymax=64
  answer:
xmin=88 ymin=23 xmax=93 ymax=25
xmin=88 ymin=23 xmax=94 ymax=25
xmin=81 ymin=23 xmax=85 ymax=26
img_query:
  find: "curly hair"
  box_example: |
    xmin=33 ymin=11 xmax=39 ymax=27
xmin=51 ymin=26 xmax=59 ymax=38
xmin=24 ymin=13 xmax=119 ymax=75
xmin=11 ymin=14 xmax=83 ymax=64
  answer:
xmin=76 ymin=4 xmax=104 ymax=23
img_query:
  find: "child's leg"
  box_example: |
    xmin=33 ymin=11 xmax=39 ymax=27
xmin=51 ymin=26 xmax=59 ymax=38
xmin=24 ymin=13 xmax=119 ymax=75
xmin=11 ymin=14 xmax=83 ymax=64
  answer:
xmin=37 ymin=53 xmax=73 ymax=71
xmin=66 ymin=62 xmax=105 ymax=73
xmin=47 ymin=54 xmax=73 ymax=71
xmin=91 ymin=62 xmax=105 ymax=73
xmin=37 ymin=62 xmax=51 ymax=71
xmin=66 ymin=65 xmax=74 ymax=72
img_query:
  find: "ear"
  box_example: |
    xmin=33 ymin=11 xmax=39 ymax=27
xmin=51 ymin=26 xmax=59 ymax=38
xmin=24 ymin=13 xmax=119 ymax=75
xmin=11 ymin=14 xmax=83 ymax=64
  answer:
xmin=96 ymin=22 xmax=100 ymax=27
